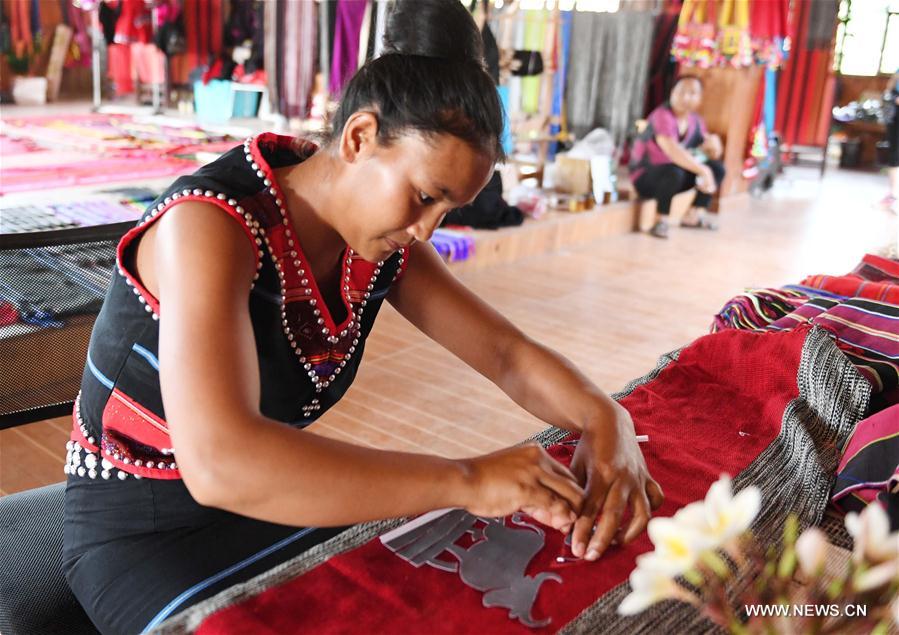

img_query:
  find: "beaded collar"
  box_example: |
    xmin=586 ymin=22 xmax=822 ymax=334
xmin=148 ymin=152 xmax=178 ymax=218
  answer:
xmin=244 ymin=133 xmax=406 ymax=397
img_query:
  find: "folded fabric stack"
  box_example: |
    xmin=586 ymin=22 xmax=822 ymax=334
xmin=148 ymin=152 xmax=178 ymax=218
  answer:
xmin=710 ymin=253 xmax=899 ymax=529
xmin=2 ymin=194 xmax=156 ymax=234
xmin=429 ymin=229 xmax=476 ymax=263
xmin=1 ymin=114 xmax=239 ymax=194
xmin=832 ymin=404 xmax=899 ymax=522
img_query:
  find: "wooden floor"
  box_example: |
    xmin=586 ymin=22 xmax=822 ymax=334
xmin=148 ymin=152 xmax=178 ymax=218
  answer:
xmin=2 ymin=165 xmax=897 ymax=495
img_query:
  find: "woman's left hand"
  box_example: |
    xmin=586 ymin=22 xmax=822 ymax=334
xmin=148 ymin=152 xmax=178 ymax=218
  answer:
xmin=568 ymin=404 xmax=664 ymax=560
xmin=702 ymin=134 xmax=724 ymax=160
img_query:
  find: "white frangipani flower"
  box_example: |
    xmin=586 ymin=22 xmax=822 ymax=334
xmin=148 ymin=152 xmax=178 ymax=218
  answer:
xmin=617 ymin=567 xmax=684 ymax=616
xmin=700 ymin=475 xmax=761 ymax=543
xmin=853 ymin=559 xmax=899 ymax=592
xmin=643 ymin=516 xmax=708 ymax=575
xmin=844 ymin=503 xmax=899 ymax=565
xmin=618 ymin=475 xmax=764 ymax=617
xmin=795 ymin=527 xmax=828 ymax=577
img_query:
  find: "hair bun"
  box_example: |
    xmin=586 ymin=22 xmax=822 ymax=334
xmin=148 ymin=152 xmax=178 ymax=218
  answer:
xmin=383 ymin=0 xmax=484 ymax=64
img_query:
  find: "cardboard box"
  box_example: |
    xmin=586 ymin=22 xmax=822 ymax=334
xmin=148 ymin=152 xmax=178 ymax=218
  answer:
xmin=554 ymin=156 xmax=592 ymax=195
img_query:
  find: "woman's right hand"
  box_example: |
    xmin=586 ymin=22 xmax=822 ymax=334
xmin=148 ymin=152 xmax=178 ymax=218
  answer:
xmin=697 ymin=165 xmax=717 ymax=194
xmin=458 ymin=443 xmax=585 ymax=532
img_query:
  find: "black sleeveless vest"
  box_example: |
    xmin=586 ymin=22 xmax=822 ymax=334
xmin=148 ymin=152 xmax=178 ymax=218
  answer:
xmin=65 ymin=133 xmax=407 ymax=482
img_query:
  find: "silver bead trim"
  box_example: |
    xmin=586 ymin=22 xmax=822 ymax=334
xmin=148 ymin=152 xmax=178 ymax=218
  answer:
xmin=66 ymin=392 xmax=173 ymax=480
xmin=243 ymin=135 xmax=387 ymax=394
xmin=115 ymin=191 xmax=266 ymax=318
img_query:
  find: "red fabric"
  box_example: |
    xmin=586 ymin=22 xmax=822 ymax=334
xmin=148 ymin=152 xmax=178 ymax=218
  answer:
xmin=98 ymin=389 xmax=182 ymax=480
xmin=107 ymin=43 xmax=134 ymax=94
xmin=132 ymin=42 xmax=166 ymax=84
xmin=856 ymin=254 xmax=899 ymax=281
xmin=796 ymin=51 xmax=823 ymax=144
xmin=7 ymin=0 xmax=33 ymax=58
xmin=183 ymin=0 xmax=223 ymax=74
xmin=779 ymin=0 xmax=809 ymax=147
xmin=775 ymin=1 xmax=835 ymax=148
xmin=799 ymin=274 xmax=899 ymax=304
xmin=196 ymin=327 xmax=810 ymax=634
xmin=814 ymin=71 xmax=837 ymax=147
xmin=0 ymin=301 xmax=19 ymax=326
xmin=114 ymin=0 xmax=152 ymax=44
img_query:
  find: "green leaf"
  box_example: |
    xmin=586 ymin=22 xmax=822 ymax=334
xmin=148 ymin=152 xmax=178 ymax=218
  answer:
xmin=784 ymin=515 xmax=799 ymax=546
xmin=777 ymin=548 xmax=797 ymax=579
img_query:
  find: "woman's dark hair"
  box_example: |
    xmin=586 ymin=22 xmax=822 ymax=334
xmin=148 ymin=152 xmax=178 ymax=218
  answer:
xmin=330 ymin=0 xmax=505 ymax=160
xmin=673 ymin=74 xmax=704 ymax=90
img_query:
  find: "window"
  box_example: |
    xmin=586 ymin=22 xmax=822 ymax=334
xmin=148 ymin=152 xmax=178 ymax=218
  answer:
xmin=834 ymin=0 xmax=899 ymax=75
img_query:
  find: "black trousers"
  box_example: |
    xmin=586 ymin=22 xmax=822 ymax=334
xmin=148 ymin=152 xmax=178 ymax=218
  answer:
xmin=887 ymin=119 xmax=899 ymax=167
xmin=63 ymin=475 xmax=347 ymax=634
xmin=633 ymin=159 xmax=726 ymax=215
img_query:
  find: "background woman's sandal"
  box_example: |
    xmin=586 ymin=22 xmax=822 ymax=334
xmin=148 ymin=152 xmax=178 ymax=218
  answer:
xmin=681 ymin=210 xmax=718 ymax=230
xmin=649 ymin=219 xmax=670 ymax=238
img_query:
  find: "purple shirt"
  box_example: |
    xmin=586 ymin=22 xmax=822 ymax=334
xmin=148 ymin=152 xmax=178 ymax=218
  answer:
xmin=629 ymin=105 xmax=708 ymax=182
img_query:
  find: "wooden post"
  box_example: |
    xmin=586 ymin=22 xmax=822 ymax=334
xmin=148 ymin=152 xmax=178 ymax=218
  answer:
xmin=690 ymin=65 xmax=764 ymax=196
xmin=45 ymin=25 xmax=74 ymax=102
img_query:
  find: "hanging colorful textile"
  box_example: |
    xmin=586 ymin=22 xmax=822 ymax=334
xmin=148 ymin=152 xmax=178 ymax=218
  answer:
xmin=548 ymin=9 xmax=572 ymax=160
xmin=672 ymin=0 xmax=718 ymax=68
xmin=65 ymin=1 xmax=92 ymax=68
xmin=329 ymin=0 xmax=368 ymax=96
xmin=715 ymin=0 xmax=752 ymax=67
xmin=112 ymin=0 xmax=151 ymax=44
xmin=263 ymin=0 xmax=279 ymax=115
xmin=279 ymin=0 xmax=317 ymax=119
xmin=775 ymin=0 xmax=836 ymax=150
xmin=643 ymin=5 xmax=681 ymax=115
xmin=672 ymin=0 xmax=789 ymax=70
xmin=106 ymin=42 xmax=134 ymax=94
xmin=152 ymin=327 xmax=869 ymax=634
xmin=748 ymin=0 xmax=789 ymax=69
xmin=182 ymin=0 xmax=223 ymax=76
xmin=565 ymin=10 xmax=654 ymax=145
xmin=519 ymin=9 xmax=546 ymax=115
xmin=3 ymin=0 xmax=34 ymax=61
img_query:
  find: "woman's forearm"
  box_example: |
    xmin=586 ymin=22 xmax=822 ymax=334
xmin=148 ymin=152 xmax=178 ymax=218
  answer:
xmin=186 ymin=415 xmax=471 ymax=526
xmin=656 ymin=136 xmax=707 ymax=175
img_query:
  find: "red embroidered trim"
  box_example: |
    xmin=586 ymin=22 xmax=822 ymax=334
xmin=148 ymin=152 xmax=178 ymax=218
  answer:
xmin=100 ymin=388 xmax=182 ymax=480
xmin=115 ymin=194 xmax=263 ymax=316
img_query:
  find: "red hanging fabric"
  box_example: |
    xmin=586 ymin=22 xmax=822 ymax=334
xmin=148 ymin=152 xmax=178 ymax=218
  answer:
xmin=797 ymin=50 xmax=825 ymax=144
xmin=8 ymin=0 xmax=34 ymax=59
xmin=776 ymin=0 xmax=836 ymax=148
xmin=780 ymin=0 xmax=809 ymax=147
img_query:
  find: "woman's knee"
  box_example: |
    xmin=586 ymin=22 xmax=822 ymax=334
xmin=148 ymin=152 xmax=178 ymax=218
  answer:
xmin=706 ymin=159 xmax=726 ymax=183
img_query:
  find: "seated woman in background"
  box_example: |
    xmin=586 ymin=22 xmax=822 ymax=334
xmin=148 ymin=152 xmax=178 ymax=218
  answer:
xmin=630 ymin=75 xmax=725 ymax=239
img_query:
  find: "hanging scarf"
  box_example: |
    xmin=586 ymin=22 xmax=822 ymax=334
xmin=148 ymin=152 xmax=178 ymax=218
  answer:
xmin=329 ymin=0 xmax=368 ymax=96
xmin=279 ymin=0 xmax=317 ymax=119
